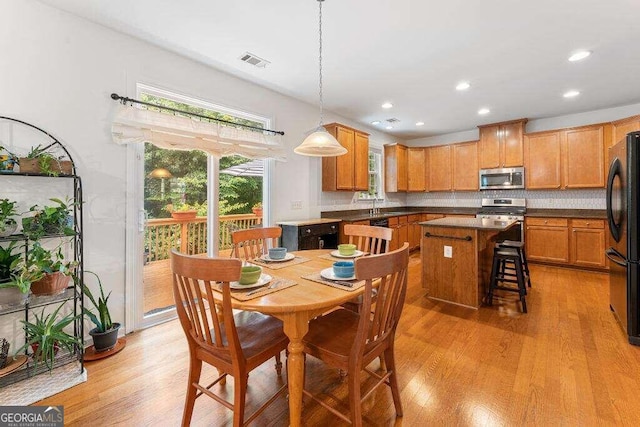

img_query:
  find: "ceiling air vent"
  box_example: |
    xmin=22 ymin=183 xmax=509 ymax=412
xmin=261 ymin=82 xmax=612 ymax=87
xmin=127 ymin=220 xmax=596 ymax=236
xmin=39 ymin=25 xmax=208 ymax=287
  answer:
xmin=239 ymin=52 xmax=270 ymax=68
xmin=386 ymin=118 xmax=400 ymax=123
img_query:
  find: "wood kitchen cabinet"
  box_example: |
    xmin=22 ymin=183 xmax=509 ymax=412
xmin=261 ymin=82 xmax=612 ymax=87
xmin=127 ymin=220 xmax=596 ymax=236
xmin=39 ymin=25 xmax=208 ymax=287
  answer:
xmin=388 ymin=215 xmax=408 ymax=251
xmin=478 ymin=119 xmax=527 ymax=169
xmin=570 ymin=219 xmax=606 ymax=268
xmin=407 ymin=147 xmax=427 ymax=192
xmin=384 ymin=144 xmax=408 ymax=192
xmin=408 ymin=214 xmax=422 ymax=250
xmin=427 ymin=145 xmax=452 ymax=191
xmin=525 ymin=217 xmax=569 ymax=263
xmin=524 ymin=130 xmax=562 ymax=189
xmin=452 ymin=141 xmax=479 ymax=191
xmin=525 ymin=124 xmax=610 ymax=189
xmin=611 ymin=115 xmax=640 ymax=163
xmin=322 ymin=123 xmax=369 ymax=191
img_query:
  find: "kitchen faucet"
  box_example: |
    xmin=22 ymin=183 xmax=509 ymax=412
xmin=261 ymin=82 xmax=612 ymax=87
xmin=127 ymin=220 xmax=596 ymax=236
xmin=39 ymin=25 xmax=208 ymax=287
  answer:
xmin=370 ymin=197 xmax=380 ymax=216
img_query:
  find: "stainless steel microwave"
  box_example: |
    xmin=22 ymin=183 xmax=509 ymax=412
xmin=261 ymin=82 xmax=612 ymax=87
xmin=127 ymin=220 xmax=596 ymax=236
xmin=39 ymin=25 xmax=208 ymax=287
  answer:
xmin=479 ymin=167 xmax=525 ymax=190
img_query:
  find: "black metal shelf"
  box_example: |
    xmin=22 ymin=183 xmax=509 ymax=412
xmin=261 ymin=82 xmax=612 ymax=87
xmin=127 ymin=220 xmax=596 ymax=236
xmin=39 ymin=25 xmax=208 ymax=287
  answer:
xmin=0 ymin=116 xmax=84 ymax=390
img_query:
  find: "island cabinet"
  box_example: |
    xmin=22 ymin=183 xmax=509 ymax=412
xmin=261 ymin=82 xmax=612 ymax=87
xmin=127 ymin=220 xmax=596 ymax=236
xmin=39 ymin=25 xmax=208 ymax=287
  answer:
xmin=452 ymin=141 xmax=479 ymax=191
xmin=427 ymin=145 xmax=452 ymax=191
xmin=478 ymin=119 xmax=527 ymax=169
xmin=384 ymin=144 xmax=408 ymax=192
xmin=407 ymin=147 xmax=426 ymax=192
xmin=322 ymin=123 xmax=369 ymax=191
xmin=524 ymin=124 xmax=610 ymax=189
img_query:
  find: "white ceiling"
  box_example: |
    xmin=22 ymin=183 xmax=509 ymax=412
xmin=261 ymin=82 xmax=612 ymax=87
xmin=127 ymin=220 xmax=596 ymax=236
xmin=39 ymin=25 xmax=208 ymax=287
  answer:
xmin=38 ymin=0 xmax=640 ymax=139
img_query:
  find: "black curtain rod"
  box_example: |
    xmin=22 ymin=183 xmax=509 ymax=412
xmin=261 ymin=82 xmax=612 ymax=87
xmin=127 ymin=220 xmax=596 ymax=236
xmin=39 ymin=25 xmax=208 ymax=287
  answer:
xmin=110 ymin=93 xmax=284 ymax=136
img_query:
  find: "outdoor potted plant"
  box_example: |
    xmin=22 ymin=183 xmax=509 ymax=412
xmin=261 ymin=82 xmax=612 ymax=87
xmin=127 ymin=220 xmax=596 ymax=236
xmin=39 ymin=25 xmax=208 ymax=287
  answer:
xmin=0 ymin=199 xmax=19 ymax=237
xmin=26 ymin=242 xmax=77 ymax=296
xmin=18 ymin=144 xmax=73 ymax=176
xmin=165 ymin=202 xmax=197 ymax=220
xmin=22 ymin=198 xmax=75 ymax=240
xmin=252 ymin=202 xmax=263 ymax=217
xmin=15 ymin=302 xmax=80 ymax=372
xmin=83 ymin=271 xmax=121 ymax=352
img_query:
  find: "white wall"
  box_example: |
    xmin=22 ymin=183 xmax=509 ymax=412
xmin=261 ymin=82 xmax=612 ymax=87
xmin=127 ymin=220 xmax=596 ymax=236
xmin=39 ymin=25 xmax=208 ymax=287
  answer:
xmin=0 ymin=0 xmax=398 ymax=331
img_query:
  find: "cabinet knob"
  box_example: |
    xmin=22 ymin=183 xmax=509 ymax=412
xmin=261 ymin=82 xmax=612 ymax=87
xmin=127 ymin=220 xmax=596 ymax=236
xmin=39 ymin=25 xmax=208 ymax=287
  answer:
xmin=306 ymin=229 xmax=311 ymax=233
xmin=586 ymin=222 xmax=590 ymax=226
xmin=544 ymin=220 xmax=548 ymax=224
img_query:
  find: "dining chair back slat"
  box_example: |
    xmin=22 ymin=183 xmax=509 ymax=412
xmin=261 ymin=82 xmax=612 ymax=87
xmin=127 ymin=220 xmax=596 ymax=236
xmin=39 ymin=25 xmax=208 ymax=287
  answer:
xmin=231 ymin=226 xmax=282 ymax=260
xmin=344 ymin=224 xmax=393 ymax=255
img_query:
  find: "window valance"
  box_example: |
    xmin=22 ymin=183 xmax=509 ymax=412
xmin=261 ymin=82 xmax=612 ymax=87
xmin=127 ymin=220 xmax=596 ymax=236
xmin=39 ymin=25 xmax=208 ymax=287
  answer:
xmin=111 ymin=104 xmax=286 ymax=161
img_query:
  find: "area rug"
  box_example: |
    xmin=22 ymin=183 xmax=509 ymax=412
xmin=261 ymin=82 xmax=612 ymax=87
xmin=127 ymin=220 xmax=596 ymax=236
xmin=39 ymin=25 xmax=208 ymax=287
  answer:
xmin=0 ymin=361 xmax=87 ymax=405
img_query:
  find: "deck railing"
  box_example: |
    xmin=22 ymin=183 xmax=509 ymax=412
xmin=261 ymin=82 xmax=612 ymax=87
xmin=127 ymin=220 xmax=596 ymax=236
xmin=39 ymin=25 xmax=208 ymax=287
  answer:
xmin=145 ymin=213 xmax=262 ymax=262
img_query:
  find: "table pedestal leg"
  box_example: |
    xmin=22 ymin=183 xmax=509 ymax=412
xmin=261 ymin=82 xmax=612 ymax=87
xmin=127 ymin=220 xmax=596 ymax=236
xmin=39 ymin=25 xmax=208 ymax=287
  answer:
xmin=282 ymin=314 xmax=309 ymax=427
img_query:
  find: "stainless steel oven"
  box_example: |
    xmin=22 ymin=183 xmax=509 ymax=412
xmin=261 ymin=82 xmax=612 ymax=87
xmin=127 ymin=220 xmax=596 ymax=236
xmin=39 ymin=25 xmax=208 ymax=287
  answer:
xmin=476 ymin=198 xmax=526 ymax=242
xmin=479 ymin=167 xmax=525 ymax=190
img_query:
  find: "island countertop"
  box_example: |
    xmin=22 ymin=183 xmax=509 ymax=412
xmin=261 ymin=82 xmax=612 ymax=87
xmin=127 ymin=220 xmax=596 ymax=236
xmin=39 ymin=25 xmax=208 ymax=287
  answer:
xmin=419 ymin=217 xmax=516 ymax=231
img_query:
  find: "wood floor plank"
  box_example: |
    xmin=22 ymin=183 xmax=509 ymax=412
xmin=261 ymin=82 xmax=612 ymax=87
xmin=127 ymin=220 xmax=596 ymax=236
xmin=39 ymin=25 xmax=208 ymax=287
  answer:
xmin=36 ymin=254 xmax=640 ymax=426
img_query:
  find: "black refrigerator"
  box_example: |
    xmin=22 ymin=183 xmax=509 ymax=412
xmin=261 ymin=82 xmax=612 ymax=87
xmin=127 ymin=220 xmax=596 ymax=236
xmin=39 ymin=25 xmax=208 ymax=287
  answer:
xmin=606 ymin=131 xmax=640 ymax=345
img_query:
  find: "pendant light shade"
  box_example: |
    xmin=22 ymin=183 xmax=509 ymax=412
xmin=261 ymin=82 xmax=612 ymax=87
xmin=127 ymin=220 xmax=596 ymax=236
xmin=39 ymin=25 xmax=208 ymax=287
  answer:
xmin=294 ymin=127 xmax=347 ymax=157
xmin=294 ymin=0 xmax=346 ymax=157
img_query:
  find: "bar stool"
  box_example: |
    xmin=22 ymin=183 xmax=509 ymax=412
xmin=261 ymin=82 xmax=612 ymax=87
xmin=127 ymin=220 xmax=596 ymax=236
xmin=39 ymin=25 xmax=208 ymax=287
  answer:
xmin=486 ymin=247 xmax=528 ymax=313
xmin=497 ymin=240 xmax=531 ymax=288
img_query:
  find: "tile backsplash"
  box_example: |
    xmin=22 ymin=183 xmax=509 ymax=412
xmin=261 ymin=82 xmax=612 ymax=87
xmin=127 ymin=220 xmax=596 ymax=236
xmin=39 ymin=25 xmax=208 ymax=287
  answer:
xmin=320 ymin=189 xmax=605 ymax=211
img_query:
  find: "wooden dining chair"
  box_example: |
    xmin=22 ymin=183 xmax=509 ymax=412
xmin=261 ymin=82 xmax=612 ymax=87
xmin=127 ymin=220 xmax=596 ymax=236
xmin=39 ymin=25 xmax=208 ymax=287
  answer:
xmin=170 ymin=250 xmax=288 ymax=427
xmin=343 ymin=224 xmax=393 ymax=255
xmin=302 ymin=243 xmax=410 ymax=426
xmin=231 ymin=226 xmax=282 ymax=260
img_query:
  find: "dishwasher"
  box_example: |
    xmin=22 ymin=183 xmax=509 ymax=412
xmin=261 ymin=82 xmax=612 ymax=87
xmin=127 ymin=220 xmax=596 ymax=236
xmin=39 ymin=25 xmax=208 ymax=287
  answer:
xmin=370 ymin=218 xmax=389 ymax=228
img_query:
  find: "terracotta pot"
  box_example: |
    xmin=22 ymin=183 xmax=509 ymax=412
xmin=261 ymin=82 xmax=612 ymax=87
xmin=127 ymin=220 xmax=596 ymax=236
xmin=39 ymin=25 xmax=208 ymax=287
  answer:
xmin=30 ymin=272 xmax=71 ymax=296
xmin=171 ymin=210 xmax=197 ymax=220
xmin=89 ymin=323 xmax=121 ymax=352
xmin=252 ymin=208 xmax=263 ymax=217
xmin=18 ymin=158 xmax=73 ymax=175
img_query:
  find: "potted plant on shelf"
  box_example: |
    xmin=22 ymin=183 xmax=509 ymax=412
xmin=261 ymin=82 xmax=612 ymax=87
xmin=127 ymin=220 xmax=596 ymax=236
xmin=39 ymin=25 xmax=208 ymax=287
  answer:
xmin=83 ymin=271 xmax=121 ymax=353
xmin=0 ymin=199 xmax=19 ymax=237
xmin=26 ymin=242 xmax=77 ymax=296
xmin=18 ymin=144 xmax=73 ymax=176
xmin=0 ymin=242 xmax=34 ymax=307
xmin=165 ymin=202 xmax=197 ymax=220
xmin=15 ymin=302 xmax=80 ymax=372
xmin=252 ymin=202 xmax=263 ymax=217
xmin=22 ymin=198 xmax=75 ymax=240
xmin=0 ymin=145 xmax=18 ymax=173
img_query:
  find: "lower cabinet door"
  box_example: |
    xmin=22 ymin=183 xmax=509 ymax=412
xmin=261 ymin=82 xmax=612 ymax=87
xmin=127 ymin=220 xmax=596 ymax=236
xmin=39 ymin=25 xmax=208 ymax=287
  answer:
xmin=525 ymin=225 xmax=569 ymax=263
xmin=571 ymin=227 xmax=606 ymax=267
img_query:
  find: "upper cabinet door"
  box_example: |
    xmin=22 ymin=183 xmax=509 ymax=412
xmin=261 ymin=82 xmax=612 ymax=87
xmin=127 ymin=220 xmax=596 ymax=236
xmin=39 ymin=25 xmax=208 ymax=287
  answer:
xmin=353 ymin=131 xmax=369 ymax=191
xmin=335 ymin=127 xmax=355 ymax=190
xmin=502 ymin=121 xmax=525 ymax=167
xmin=453 ymin=141 xmax=478 ymax=191
xmin=525 ymin=131 xmax=562 ymax=189
xmin=563 ymin=125 xmax=606 ymax=188
xmin=407 ymin=147 xmax=425 ymax=192
xmin=479 ymin=125 xmax=501 ymax=169
xmin=397 ymin=145 xmax=408 ymax=191
xmin=428 ymin=145 xmax=452 ymax=191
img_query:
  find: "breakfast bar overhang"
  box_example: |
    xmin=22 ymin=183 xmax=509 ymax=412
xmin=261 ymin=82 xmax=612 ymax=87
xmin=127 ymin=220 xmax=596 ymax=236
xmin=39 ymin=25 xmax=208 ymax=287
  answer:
xmin=420 ymin=217 xmax=517 ymax=308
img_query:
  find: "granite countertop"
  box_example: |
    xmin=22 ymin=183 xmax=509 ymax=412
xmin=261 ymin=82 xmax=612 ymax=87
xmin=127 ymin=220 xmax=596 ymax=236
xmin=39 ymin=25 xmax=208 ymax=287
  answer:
xmin=276 ymin=218 xmax=341 ymax=226
xmin=328 ymin=207 xmax=478 ymax=222
xmin=419 ymin=217 xmax=517 ymax=231
xmin=525 ymin=209 xmax=606 ymax=219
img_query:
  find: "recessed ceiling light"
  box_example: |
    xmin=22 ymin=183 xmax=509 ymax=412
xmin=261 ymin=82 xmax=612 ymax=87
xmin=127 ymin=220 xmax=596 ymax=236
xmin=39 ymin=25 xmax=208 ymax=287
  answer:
xmin=568 ymin=50 xmax=591 ymax=62
xmin=416 ymin=122 xmax=425 ymax=126
xmin=381 ymin=102 xmax=393 ymax=109
xmin=478 ymin=108 xmax=490 ymax=115
xmin=371 ymin=120 xmax=380 ymax=125
xmin=456 ymin=81 xmax=470 ymax=91
xmin=386 ymin=126 xmax=393 ymax=130
xmin=563 ymin=90 xmax=580 ymax=98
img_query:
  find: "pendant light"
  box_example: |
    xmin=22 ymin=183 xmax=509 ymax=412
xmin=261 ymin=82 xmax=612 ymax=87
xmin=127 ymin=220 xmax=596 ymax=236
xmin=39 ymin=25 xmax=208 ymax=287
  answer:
xmin=294 ymin=0 xmax=347 ymax=157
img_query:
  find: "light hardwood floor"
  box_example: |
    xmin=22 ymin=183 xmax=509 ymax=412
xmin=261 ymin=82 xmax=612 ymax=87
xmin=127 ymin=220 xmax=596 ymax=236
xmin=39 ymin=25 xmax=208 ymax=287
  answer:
xmin=42 ymin=254 xmax=640 ymax=425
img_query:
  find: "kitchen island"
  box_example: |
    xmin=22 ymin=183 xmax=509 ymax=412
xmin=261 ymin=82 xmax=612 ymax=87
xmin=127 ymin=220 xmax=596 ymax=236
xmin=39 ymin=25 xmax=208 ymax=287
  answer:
xmin=420 ymin=217 xmax=517 ymax=308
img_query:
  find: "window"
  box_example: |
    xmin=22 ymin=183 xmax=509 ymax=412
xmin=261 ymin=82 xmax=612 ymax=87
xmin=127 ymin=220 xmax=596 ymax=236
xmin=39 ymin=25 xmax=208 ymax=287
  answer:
xmin=358 ymin=149 xmax=383 ymax=200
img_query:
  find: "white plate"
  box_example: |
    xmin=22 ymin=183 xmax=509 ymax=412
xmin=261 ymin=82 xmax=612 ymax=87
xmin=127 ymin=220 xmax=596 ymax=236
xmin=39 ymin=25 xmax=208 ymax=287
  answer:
xmin=330 ymin=249 xmax=365 ymax=259
xmin=230 ymin=274 xmax=272 ymax=290
xmin=260 ymin=253 xmax=295 ymax=262
xmin=320 ymin=267 xmax=356 ymax=281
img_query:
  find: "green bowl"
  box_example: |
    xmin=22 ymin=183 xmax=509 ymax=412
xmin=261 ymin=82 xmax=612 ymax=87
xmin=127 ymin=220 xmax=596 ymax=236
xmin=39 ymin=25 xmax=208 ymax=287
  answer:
xmin=239 ymin=266 xmax=262 ymax=285
xmin=338 ymin=244 xmax=356 ymax=256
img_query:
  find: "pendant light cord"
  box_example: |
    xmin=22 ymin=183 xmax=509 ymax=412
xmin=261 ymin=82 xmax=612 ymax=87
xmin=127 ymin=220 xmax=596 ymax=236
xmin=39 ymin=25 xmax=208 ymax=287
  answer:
xmin=318 ymin=0 xmax=324 ymax=128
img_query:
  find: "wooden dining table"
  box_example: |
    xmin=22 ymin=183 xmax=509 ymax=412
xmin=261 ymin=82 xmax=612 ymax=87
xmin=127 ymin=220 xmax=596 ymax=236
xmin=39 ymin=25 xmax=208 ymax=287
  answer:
xmin=229 ymin=249 xmax=364 ymax=427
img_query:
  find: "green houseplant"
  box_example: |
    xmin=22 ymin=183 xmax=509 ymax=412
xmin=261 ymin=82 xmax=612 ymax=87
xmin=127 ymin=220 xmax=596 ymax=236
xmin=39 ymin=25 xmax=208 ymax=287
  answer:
xmin=0 ymin=242 xmax=33 ymax=307
xmin=0 ymin=198 xmax=18 ymax=237
xmin=26 ymin=242 xmax=77 ymax=296
xmin=83 ymin=271 xmax=121 ymax=352
xmin=22 ymin=198 xmax=75 ymax=240
xmin=18 ymin=144 xmax=72 ymax=176
xmin=15 ymin=302 xmax=80 ymax=372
